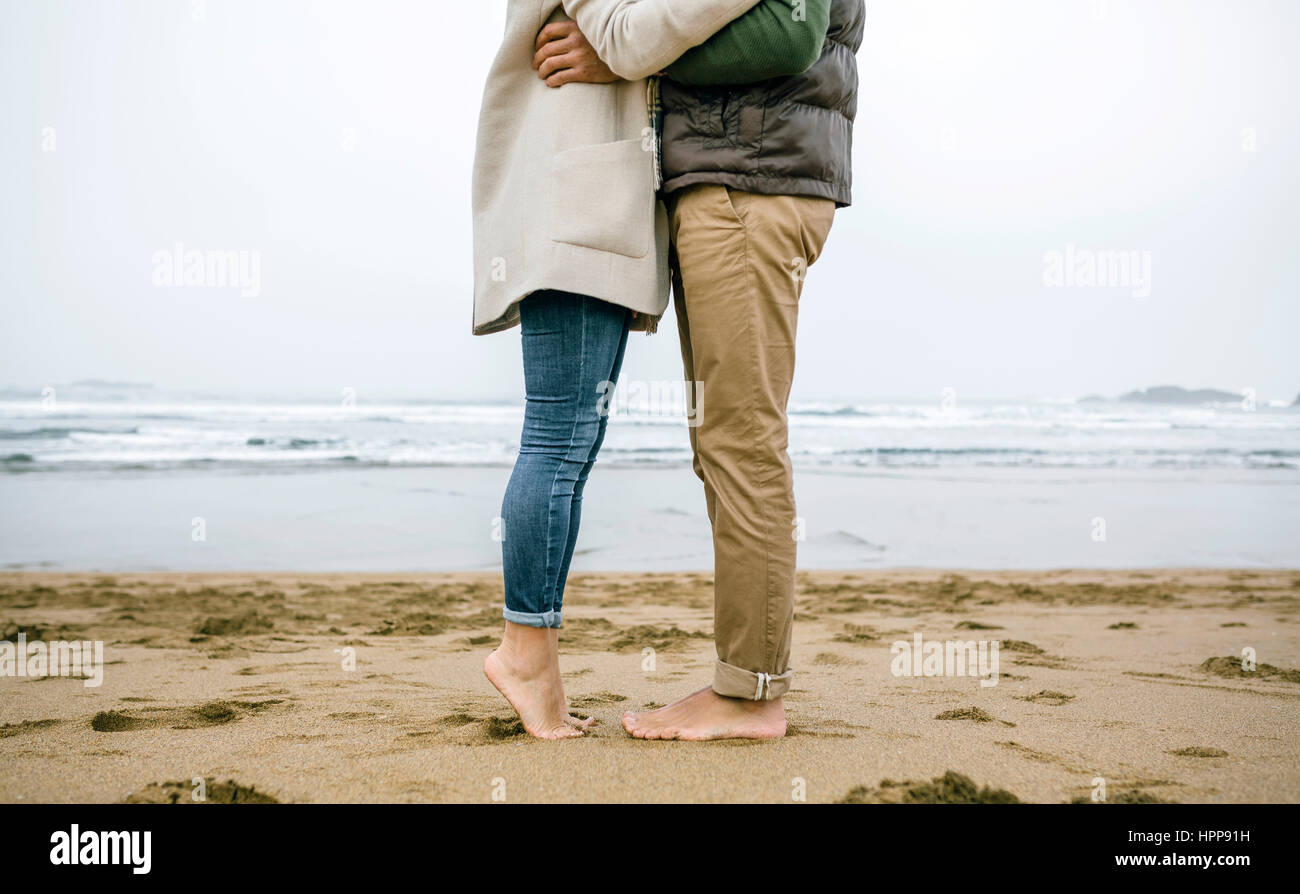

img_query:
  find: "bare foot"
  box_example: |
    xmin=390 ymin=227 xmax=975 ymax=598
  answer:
xmin=484 ymin=622 xmax=583 ymax=740
xmin=621 ymin=686 xmax=787 ymax=741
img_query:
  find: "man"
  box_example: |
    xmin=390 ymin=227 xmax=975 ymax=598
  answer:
xmin=535 ymin=0 xmax=866 ymax=740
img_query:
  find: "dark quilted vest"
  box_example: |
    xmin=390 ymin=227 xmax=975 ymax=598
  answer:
xmin=660 ymin=0 xmax=866 ymax=207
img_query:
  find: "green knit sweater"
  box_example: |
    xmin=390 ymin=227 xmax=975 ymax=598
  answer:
xmin=665 ymin=0 xmax=832 ymax=86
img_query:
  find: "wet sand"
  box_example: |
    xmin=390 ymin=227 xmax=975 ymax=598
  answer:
xmin=1 ymin=569 xmax=1297 ymax=803
xmin=5 ymin=465 xmax=1300 ymax=572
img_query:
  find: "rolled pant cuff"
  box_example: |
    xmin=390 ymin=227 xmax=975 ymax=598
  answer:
xmin=713 ymin=658 xmax=793 ymax=701
xmin=502 ymin=607 xmax=562 ymax=629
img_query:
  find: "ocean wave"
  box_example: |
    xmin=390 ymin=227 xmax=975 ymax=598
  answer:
xmin=0 ymin=426 xmax=140 ymax=440
xmin=3 ymin=398 xmax=1298 ymax=475
xmin=5 ymin=449 xmax=1297 ymax=474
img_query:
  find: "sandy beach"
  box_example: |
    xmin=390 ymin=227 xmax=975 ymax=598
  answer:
xmin=1 ymin=568 xmax=1297 ymax=803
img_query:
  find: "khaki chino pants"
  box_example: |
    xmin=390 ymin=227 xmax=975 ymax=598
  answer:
xmin=668 ymin=184 xmax=836 ymax=701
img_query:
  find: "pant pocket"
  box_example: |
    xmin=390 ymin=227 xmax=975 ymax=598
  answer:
xmin=798 ymin=197 xmax=837 ymax=267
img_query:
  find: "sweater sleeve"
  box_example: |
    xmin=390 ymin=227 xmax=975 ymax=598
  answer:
xmin=665 ymin=0 xmax=832 ymax=86
xmin=561 ymin=0 xmax=763 ymax=81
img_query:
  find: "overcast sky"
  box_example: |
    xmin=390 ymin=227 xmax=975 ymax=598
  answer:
xmin=1 ymin=0 xmax=1296 ymax=403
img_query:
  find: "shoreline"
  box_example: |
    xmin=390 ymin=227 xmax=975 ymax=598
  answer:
xmin=4 ymin=465 xmax=1299 ymax=572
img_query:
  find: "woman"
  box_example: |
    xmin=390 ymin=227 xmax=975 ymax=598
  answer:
xmin=472 ymin=0 xmax=818 ymax=738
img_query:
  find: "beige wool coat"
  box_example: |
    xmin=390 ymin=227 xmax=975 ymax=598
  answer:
xmin=470 ymin=0 xmax=761 ymax=335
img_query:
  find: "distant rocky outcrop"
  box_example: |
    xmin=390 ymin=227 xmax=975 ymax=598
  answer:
xmin=1119 ymin=386 xmax=1241 ymax=405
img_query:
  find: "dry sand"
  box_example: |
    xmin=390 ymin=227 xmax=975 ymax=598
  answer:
xmin=1 ymin=569 xmax=1297 ymax=803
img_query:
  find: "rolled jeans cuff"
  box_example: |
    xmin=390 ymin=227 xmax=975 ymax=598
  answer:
xmin=713 ymin=658 xmax=793 ymax=701
xmin=502 ymin=607 xmax=562 ymax=629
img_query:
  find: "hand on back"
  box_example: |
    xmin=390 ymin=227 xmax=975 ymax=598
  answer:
xmin=532 ymin=21 xmax=620 ymax=87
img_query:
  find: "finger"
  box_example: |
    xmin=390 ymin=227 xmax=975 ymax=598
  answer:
xmin=545 ymin=67 xmax=586 ymax=88
xmin=532 ymin=35 xmax=577 ymax=70
xmin=538 ymin=51 xmax=582 ymax=80
xmin=534 ymin=21 xmax=575 ymax=53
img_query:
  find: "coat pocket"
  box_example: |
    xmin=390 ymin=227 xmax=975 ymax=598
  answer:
xmin=549 ymin=139 xmax=653 ymax=259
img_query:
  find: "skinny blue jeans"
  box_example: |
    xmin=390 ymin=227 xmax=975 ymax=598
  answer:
xmin=501 ymin=290 xmax=631 ymax=627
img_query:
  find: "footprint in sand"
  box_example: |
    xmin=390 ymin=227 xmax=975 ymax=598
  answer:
xmin=1198 ymin=656 xmax=1300 ymax=684
xmin=90 ymin=699 xmax=286 ymax=732
xmin=610 ymin=624 xmax=711 ymax=653
xmin=1017 ymin=690 xmax=1075 ymax=706
xmin=1071 ymin=789 xmax=1176 ymax=804
xmin=786 ymin=718 xmax=869 ymax=739
xmin=995 ymin=740 xmax=1085 ymax=773
xmin=425 ymin=711 xmax=528 ymax=744
xmin=999 ymin=639 xmax=1044 ymax=654
xmin=122 ymin=778 xmax=279 ymax=804
xmin=1001 ymin=640 xmax=1074 ymax=670
xmin=0 ymin=718 xmax=63 ymax=738
xmin=832 ymin=623 xmax=878 ymax=644
xmin=194 ymin=611 xmax=274 ymax=636
xmin=841 ymin=771 xmax=1020 ymax=804
xmin=567 ymin=691 xmax=627 ymax=708
xmin=235 ymin=662 xmax=316 ymax=676
xmin=935 ymin=707 xmax=1015 ymax=727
